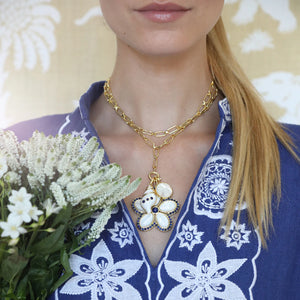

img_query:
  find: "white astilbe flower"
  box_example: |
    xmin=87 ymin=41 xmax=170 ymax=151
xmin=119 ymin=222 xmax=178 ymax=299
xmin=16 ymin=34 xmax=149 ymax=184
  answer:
xmin=90 ymin=148 xmax=105 ymax=170
xmin=0 ymin=214 xmax=27 ymax=239
xmin=100 ymin=163 xmax=122 ymax=181
xmin=79 ymin=136 xmax=99 ymax=162
xmin=88 ymin=206 xmax=114 ymax=241
xmin=0 ymin=153 xmax=8 ymax=178
xmin=20 ymin=131 xmax=50 ymax=187
xmin=50 ymin=182 xmax=66 ymax=207
xmin=3 ymin=171 xmax=21 ymax=185
xmin=1 ymin=131 xmax=140 ymax=212
xmin=57 ymin=153 xmax=74 ymax=175
xmin=0 ymin=130 xmax=20 ymax=171
xmin=43 ymin=149 xmax=56 ymax=179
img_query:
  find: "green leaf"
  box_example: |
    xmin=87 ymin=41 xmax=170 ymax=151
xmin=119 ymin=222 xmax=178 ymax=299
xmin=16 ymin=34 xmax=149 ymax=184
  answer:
xmin=30 ymin=225 xmax=66 ymax=255
xmin=0 ymin=251 xmax=28 ymax=283
xmin=50 ymin=247 xmax=73 ymax=292
xmin=27 ymin=254 xmax=61 ymax=298
xmin=51 ymin=204 xmax=72 ymax=228
xmin=69 ymin=211 xmax=94 ymax=228
xmin=15 ymin=273 xmax=29 ymax=299
xmin=3 ymin=292 xmax=19 ymax=300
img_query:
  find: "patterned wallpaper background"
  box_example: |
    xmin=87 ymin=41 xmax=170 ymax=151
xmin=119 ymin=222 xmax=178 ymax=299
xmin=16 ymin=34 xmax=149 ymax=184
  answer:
xmin=0 ymin=0 xmax=299 ymax=128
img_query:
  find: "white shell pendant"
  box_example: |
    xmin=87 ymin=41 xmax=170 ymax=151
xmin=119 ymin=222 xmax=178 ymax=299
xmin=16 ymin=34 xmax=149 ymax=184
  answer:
xmin=156 ymin=182 xmax=173 ymax=199
xmin=132 ymin=182 xmax=180 ymax=232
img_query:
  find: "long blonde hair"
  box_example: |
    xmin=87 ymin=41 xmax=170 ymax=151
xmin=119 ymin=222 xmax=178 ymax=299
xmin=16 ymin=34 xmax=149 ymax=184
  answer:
xmin=207 ymin=18 xmax=297 ymax=246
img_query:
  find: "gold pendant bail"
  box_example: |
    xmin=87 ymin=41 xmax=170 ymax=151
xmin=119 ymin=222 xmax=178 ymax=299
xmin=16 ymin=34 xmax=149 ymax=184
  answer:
xmin=148 ymin=171 xmax=161 ymax=187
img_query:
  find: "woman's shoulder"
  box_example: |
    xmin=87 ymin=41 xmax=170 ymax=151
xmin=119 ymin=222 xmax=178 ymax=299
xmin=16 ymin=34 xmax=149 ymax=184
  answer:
xmin=7 ymin=113 xmax=70 ymax=141
xmin=278 ymin=123 xmax=300 ymax=206
xmin=6 ymin=81 xmax=105 ymax=142
xmin=281 ymin=123 xmax=300 ymax=155
xmin=283 ymin=123 xmax=300 ymax=137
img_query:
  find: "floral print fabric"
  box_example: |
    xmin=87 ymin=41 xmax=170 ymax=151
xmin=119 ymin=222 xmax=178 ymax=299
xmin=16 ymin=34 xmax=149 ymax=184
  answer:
xmin=10 ymin=82 xmax=300 ymax=300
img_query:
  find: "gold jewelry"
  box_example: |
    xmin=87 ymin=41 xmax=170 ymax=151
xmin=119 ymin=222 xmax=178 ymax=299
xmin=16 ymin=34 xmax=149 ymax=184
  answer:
xmin=104 ymin=79 xmax=218 ymax=232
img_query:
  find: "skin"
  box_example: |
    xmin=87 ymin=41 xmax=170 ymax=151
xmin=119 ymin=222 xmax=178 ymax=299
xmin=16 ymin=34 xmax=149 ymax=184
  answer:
xmin=91 ymin=0 xmax=224 ymax=266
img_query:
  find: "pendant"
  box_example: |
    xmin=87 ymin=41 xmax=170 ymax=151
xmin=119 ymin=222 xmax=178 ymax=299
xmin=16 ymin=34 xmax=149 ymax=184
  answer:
xmin=132 ymin=173 xmax=180 ymax=232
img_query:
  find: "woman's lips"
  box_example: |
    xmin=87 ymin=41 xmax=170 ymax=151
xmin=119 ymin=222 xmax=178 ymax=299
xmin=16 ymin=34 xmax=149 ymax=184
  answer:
xmin=135 ymin=3 xmax=191 ymax=23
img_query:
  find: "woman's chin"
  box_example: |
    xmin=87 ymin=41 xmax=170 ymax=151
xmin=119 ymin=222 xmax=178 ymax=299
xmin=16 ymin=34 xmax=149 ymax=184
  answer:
xmin=118 ymin=36 xmax=205 ymax=60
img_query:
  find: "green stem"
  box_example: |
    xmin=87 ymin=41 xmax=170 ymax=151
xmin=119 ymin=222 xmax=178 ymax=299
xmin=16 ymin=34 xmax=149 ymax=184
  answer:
xmin=0 ymin=241 xmax=6 ymax=264
xmin=5 ymin=287 xmax=15 ymax=300
xmin=25 ymin=228 xmax=39 ymax=254
xmin=70 ymin=240 xmax=91 ymax=255
xmin=1 ymin=198 xmax=4 ymax=220
xmin=0 ymin=195 xmax=6 ymax=222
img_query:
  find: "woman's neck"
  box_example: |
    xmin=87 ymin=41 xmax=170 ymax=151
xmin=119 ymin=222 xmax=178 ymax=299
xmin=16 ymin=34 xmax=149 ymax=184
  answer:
xmin=92 ymin=41 xmax=220 ymax=136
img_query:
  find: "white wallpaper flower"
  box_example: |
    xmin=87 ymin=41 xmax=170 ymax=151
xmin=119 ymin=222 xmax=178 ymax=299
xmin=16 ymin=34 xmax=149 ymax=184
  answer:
xmin=0 ymin=0 xmax=60 ymax=71
xmin=240 ymin=30 xmax=274 ymax=53
xmin=0 ymin=0 xmax=60 ymax=127
xmin=253 ymin=72 xmax=300 ymax=124
xmin=226 ymin=0 xmax=297 ymax=32
xmin=224 ymin=0 xmax=300 ymax=124
xmin=75 ymin=6 xmax=102 ymax=26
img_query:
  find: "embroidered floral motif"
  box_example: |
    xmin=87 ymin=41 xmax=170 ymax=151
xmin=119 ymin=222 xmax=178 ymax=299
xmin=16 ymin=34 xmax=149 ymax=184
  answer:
xmin=164 ymin=241 xmax=247 ymax=300
xmin=177 ymin=220 xmax=204 ymax=251
xmin=60 ymin=240 xmax=143 ymax=299
xmin=73 ymin=222 xmax=92 ymax=245
xmin=215 ymin=130 xmax=224 ymax=152
xmin=74 ymin=222 xmax=91 ymax=236
xmin=71 ymin=128 xmax=90 ymax=142
xmin=209 ymin=178 xmax=229 ymax=196
xmin=219 ymin=99 xmax=232 ymax=121
xmin=108 ymin=219 xmax=134 ymax=248
xmin=220 ymin=221 xmax=251 ymax=250
xmin=194 ymin=155 xmax=233 ymax=219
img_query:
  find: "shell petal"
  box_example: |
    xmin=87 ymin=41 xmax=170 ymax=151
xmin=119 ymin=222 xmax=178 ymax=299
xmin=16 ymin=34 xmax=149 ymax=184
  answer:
xmin=132 ymin=198 xmax=144 ymax=214
xmin=159 ymin=199 xmax=178 ymax=213
xmin=144 ymin=184 xmax=155 ymax=195
xmin=156 ymin=182 xmax=173 ymax=199
xmin=139 ymin=213 xmax=154 ymax=228
xmin=156 ymin=212 xmax=170 ymax=229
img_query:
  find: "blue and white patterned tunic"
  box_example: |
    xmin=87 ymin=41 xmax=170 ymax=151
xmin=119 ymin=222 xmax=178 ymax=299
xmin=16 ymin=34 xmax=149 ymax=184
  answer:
xmin=10 ymin=82 xmax=300 ymax=300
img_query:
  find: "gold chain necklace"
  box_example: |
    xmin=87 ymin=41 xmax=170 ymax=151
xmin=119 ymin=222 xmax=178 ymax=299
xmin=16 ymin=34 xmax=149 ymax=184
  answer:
xmin=104 ymin=79 xmax=218 ymax=232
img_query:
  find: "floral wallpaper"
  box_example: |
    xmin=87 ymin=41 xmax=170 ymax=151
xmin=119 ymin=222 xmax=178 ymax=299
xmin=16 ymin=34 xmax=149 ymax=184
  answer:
xmin=0 ymin=0 xmax=299 ymax=127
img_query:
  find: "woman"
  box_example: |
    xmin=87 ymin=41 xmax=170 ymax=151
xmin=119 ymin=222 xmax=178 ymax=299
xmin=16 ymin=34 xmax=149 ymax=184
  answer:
xmin=11 ymin=0 xmax=300 ymax=299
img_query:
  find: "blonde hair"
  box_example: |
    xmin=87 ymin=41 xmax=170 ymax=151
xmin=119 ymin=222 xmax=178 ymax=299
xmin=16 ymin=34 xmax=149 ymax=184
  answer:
xmin=207 ymin=18 xmax=297 ymax=246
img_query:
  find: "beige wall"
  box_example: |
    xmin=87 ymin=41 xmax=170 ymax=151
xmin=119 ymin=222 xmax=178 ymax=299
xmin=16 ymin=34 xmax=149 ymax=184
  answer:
xmin=0 ymin=0 xmax=299 ymax=127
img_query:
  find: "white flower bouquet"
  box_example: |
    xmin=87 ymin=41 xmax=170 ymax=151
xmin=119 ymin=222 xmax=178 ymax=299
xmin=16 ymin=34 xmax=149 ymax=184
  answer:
xmin=0 ymin=130 xmax=140 ymax=299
